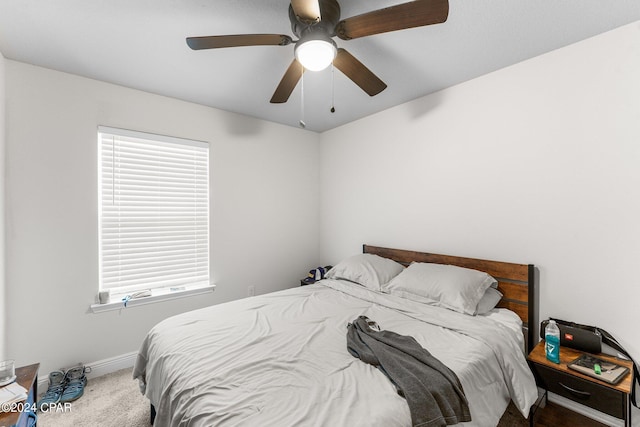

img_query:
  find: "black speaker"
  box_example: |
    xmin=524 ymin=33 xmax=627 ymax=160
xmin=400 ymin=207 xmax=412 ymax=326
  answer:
xmin=540 ymin=319 xmax=602 ymax=354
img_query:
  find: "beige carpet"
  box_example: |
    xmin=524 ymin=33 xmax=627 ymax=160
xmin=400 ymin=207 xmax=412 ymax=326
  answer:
xmin=37 ymin=368 xmax=149 ymax=427
xmin=36 ymin=368 xmax=528 ymax=426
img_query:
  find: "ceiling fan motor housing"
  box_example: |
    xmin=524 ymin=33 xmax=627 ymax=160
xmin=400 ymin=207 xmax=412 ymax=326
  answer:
xmin=289 ymin=0 xmax=341 ymax=39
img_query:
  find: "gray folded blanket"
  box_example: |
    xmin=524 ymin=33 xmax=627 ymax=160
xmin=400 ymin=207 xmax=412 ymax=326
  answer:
xmin=347 ymin=316 xmax=471 ymax=427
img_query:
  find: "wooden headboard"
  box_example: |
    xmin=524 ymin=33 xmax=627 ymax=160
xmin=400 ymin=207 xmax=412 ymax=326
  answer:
xmin=363 ymin=245 xmax=536 ymax=353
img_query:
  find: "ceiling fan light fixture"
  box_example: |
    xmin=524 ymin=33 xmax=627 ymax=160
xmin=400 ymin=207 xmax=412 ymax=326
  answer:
xmin=295 ymin=39 xmax=337 ymax=71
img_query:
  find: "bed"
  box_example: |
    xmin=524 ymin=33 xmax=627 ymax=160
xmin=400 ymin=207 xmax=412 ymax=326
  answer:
xmin=133 ymin=245 xmax=539 ymax=426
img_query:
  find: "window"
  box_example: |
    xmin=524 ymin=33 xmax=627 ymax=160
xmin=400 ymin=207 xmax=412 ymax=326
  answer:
xmin=97 ymin=126 xmax=210 ymax=302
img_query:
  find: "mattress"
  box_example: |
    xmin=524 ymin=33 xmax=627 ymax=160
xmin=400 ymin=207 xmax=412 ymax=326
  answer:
xmin=133 ymin=279 xmax=538 ymax=427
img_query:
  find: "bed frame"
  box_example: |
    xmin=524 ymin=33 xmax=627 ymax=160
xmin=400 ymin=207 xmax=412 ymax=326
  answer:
xmin=363 ymin=244 xmax=537 ymax=353
xmin=149 ymin=245 xmax=537 ymax=424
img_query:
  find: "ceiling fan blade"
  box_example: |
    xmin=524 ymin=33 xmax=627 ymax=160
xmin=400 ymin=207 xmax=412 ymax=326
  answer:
xmin=336 ymin=0 xmax=448 ymax=40
xmin=186 ymin=34 xmax=293 ymax=50
xmin=290 ymin=0 xmax=321 ymax=24
xmin=332 ymin=48 xmax=387 ymax=97
xmin=270 ymin=59 xmax=305 ymax=104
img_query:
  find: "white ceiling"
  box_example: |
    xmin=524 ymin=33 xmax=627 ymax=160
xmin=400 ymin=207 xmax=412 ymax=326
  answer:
xmin=1 ymin=1 xmax=639 ymax=132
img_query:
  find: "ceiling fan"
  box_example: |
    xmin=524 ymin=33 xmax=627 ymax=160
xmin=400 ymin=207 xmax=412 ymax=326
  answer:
xmin=186 ymin=0 xmax=449 ymax=104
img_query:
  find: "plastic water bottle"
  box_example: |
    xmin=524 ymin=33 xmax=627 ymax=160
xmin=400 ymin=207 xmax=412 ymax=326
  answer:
xmin=545 ymin=320 xmax=561 ymax=364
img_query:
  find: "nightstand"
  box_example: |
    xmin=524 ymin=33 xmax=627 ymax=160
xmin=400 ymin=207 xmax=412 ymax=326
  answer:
xmin=0 ymin=363 xmax=39 ymax=427
xmin=528 ymin=341 xmax=633 ymax=427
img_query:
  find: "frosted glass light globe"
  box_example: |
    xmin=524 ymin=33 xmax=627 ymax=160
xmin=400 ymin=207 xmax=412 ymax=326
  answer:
xmin=295 ymin=39 xmax=337 ymax=71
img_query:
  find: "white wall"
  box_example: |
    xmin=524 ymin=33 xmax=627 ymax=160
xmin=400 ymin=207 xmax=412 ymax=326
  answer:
xmin=5 ymin=61 xmax=320 ymax=375
xmin=321 ymin=22 xmax=640 ymax=424
xmin=0 ymin=51 xmax=6 ymax=360
xmin=320 ymin=21 xmax=640 ymax=362
xmin=3 ymin=18 xmax=638 ymax=422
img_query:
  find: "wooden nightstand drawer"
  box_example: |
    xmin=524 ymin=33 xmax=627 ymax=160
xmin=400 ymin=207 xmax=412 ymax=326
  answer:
xmin=534 ymin=364 xmax=625 ymax=418
xmin=528 ymin=341 xmax=634 ymax=427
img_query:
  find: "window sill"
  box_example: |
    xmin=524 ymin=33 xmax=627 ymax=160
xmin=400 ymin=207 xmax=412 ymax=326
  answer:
xmin=89 ymin=285 xmax=215 ymax=314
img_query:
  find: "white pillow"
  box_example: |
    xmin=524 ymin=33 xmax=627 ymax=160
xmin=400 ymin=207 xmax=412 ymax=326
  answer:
xmin=325 ymin=254 xmax=405 ymax=291
xmin=475 ymin=287 xmax=503 ymax=315
xmin=383 ymin=262 xmax=497 ymax=315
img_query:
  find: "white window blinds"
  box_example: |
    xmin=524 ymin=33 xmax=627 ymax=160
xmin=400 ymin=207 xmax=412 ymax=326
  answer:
xmin=98 ymin=126 xmax=209 ymax=295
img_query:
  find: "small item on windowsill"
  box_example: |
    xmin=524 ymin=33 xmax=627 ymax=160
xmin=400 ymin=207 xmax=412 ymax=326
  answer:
xmin=131 ymin=290 xmax=152 ymax=299
xmin=122 ymin=290 xmax=152 ymax=307
xmin=98 ymin=290 xmax=110 ymax=304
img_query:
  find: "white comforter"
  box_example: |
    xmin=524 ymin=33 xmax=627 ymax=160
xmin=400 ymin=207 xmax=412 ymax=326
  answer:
xmin=133 ymin=280 xmax=538 ymax=427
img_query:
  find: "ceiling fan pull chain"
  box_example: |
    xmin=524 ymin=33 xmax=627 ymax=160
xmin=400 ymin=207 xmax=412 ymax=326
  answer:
xmin=299 ymin=68 xmax=306 ymax=128
xmin=330 ymin=63 xmax=336 ymax=113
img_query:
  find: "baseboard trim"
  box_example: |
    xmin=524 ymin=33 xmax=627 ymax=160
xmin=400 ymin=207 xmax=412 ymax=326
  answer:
xmin=547 ymin=392 xmax=623 ymax=427
xmin=37 ymin=351 xmax=137 ymax=395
